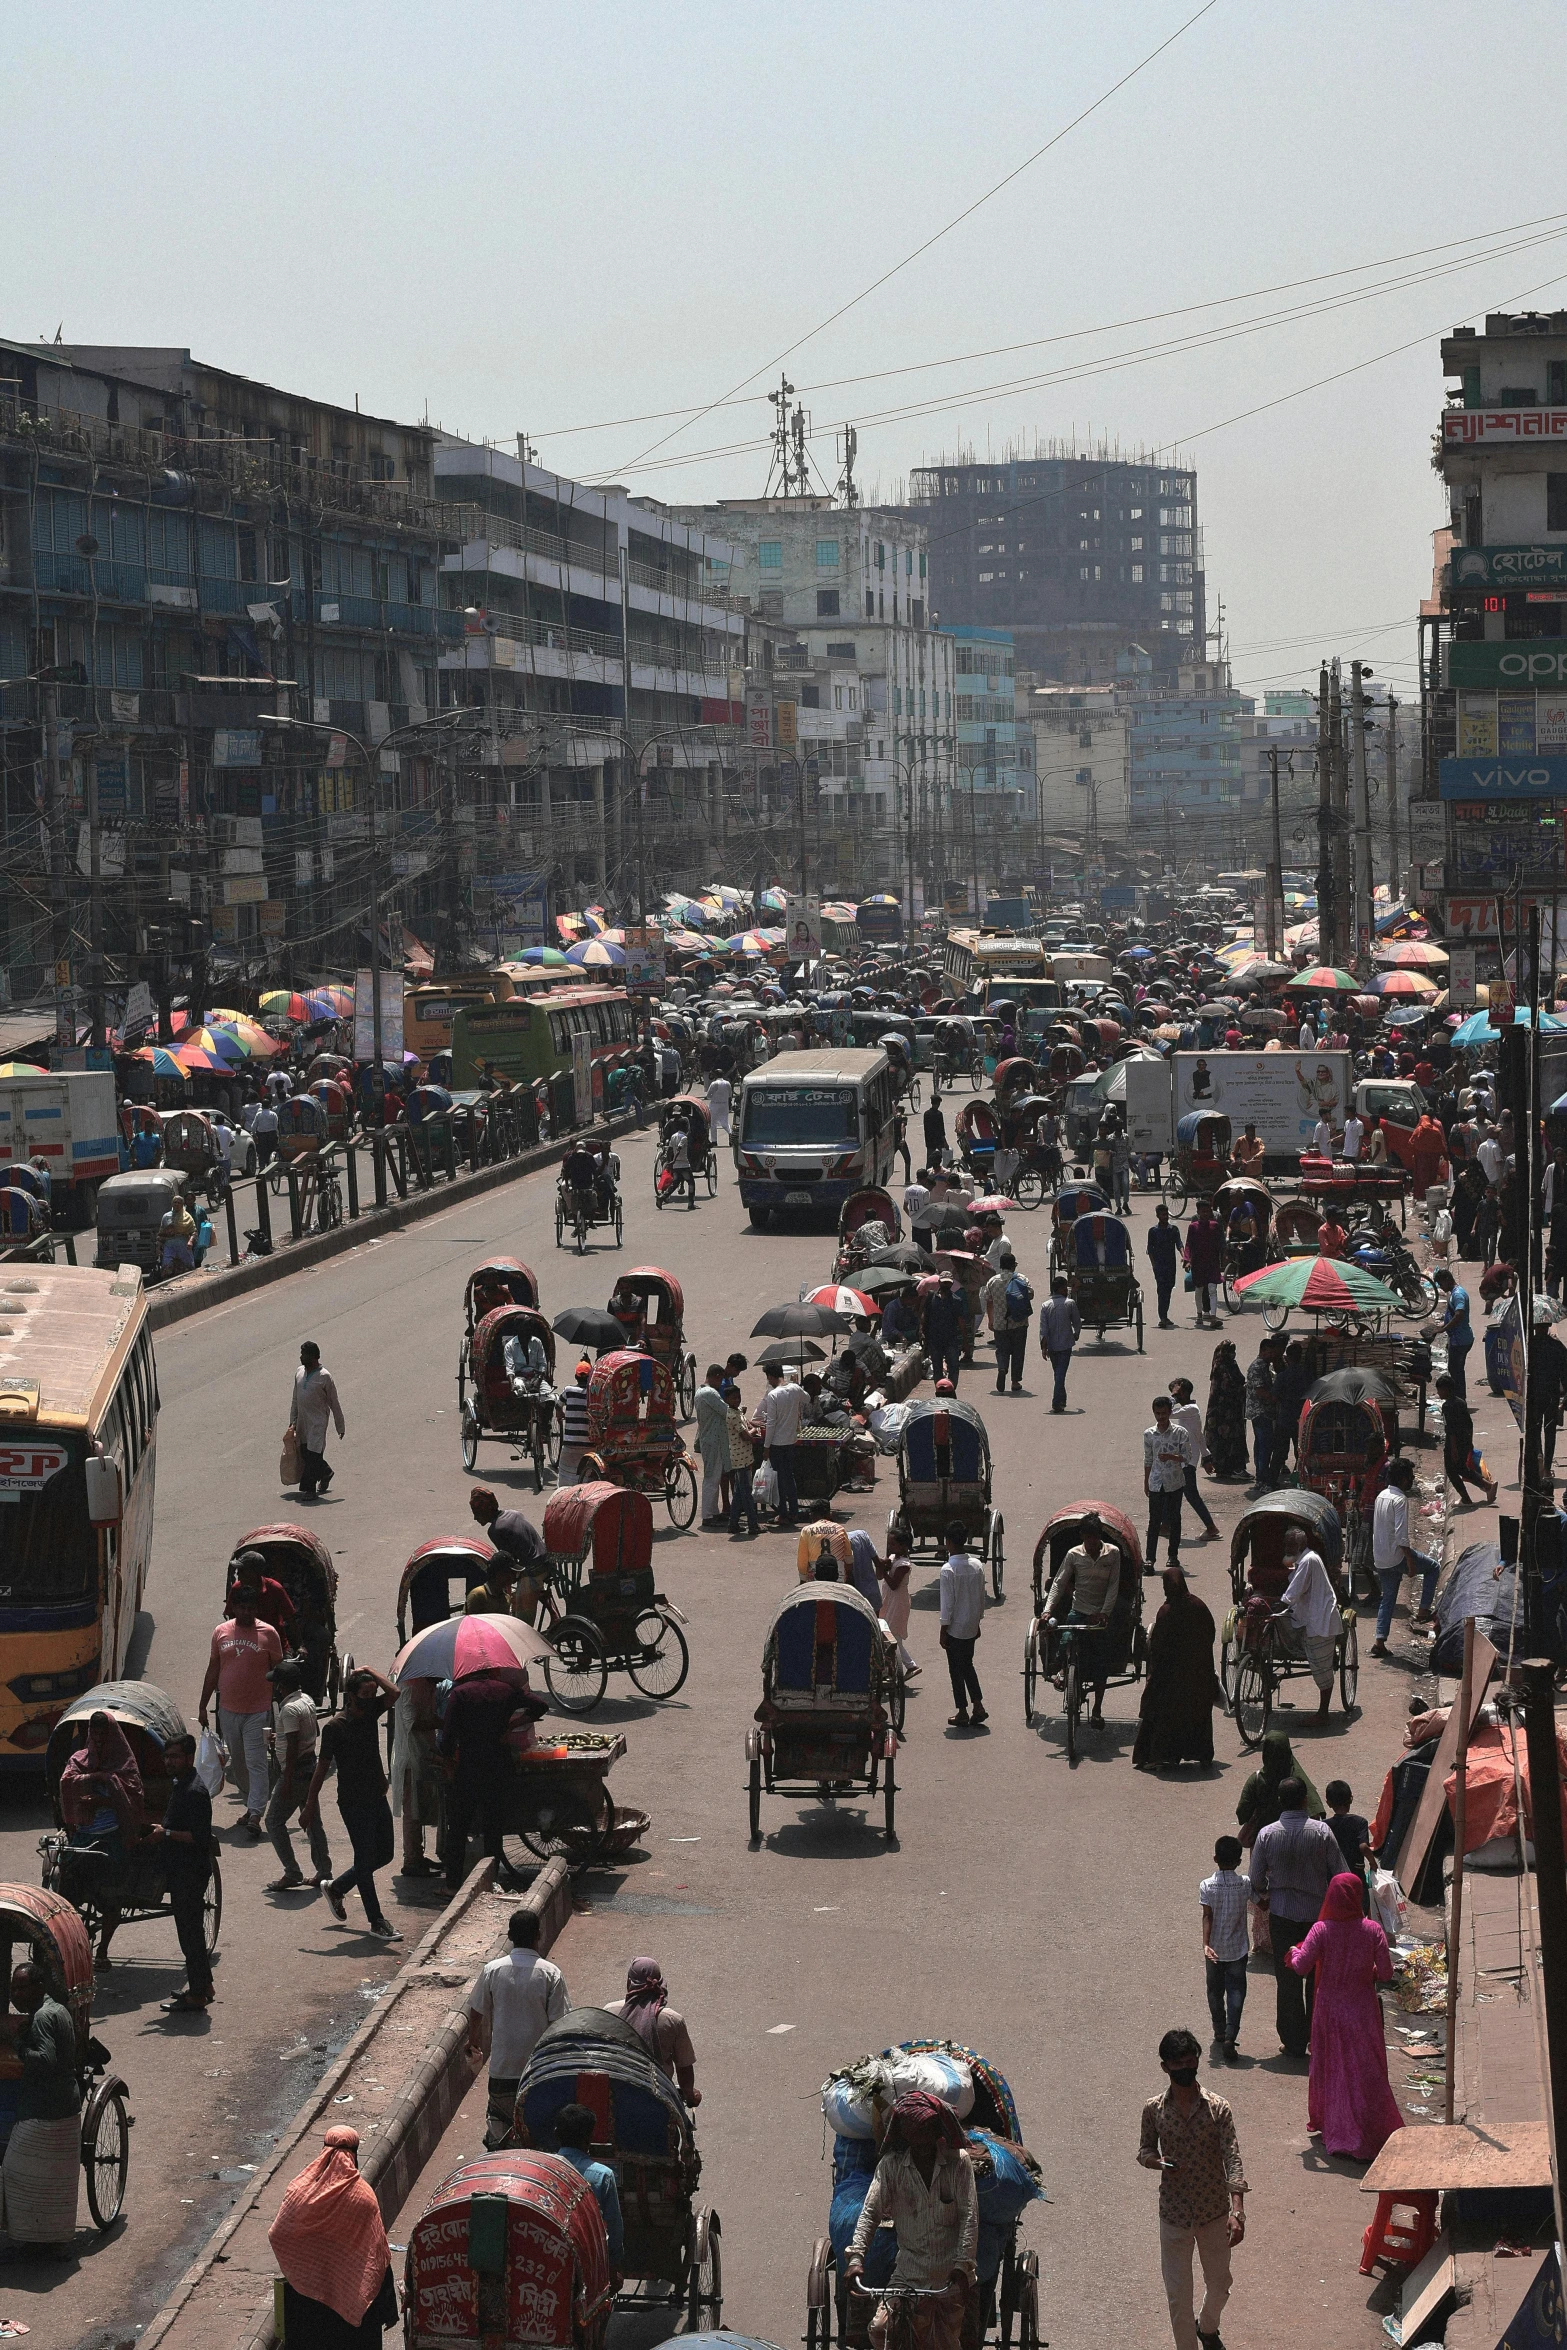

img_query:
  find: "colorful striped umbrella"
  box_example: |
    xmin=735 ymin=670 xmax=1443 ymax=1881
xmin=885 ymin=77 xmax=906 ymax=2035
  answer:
xmin=260 ymin=991 xmax=310 ymax=1022
xmin=183 ymin=1025 xmax=246 ymax=1061
xmin=1294 ymin=966 xmax=1359 ymax=992
xmin=565 ymin=938 xmax=626 ymax=969
xmin=1370 ymin=969 xmax=1438 ymax=998
xmin=1234 ymin=1256 xmax=1404 ymax=1314
xmin=392 ymin=1609 xmax=551 ymax=1685
xmin=518 ymin=946 xmax=570 ymax=966
xmin=135 ymin=1046 xmax=191 ymax=1080
xmin=0 ymin=1061 xmax=46 ymax=1077
xmin=1374 ymin=941 xmax=1448 ymax=969
xmin=801 ymin=1283 xmax=877 ymax=1316
xmin=727 ymin=930 xmax=772 ymax=954
xmin=175 ymin=1042 xmax=230 ymax=1073
xmin=304 ymin=985 xmax=354 ymax=1019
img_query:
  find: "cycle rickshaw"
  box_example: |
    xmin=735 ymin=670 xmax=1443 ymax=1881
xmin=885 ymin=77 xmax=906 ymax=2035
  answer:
xmin=1023 ymin=1501 xmax=1146 ymax=1760
xmin=880 ymin=1032 xmax=919 ymax=1110
xmin=396 ymin=1534 xmax=499 ymax=1640
xmin=537 ymin=1481 xmax=690 ymax=1712
xmin=607 ymin=1266 xmax=698 ymax=1418
xmin=159 ymin=1108 xmax=227 ymax=1205
xmin=457 ymin=1302 xmax=564 ymax=1488
xmin=1219 ymin=1487 xmax=1358 ymax=1748
xmin=809 ymin=2039 xmax=1042 ymax=2350
xmin=933 ymin=1016 xmax=981 ymax=1091
xmin=41 ymin=1681 xmax=223 ymax=1986
xmin=885 ymin=1396 xmax=1003 ymax=1597
xmin=403 ymin=2148 xmax=616 ymax=2350
xmin=656 ymin=1094 xmax=717 ymax=1203
xmin=512 ymin=2006 xmax=721 ymax=2330
xmin=1296 ymin=1367 xmax=1391 ymax=1590
xmin=556 ymin=1153 xmax=624 ymax=1254
xmin=576 ymin=1351 xmax=699 ymax=1530
xmin=1214 ymin=1175 xmax=1280 ymax=1310
xmin=954 ymin=1099 xmax=997 ymax=1183
xmin=275 ymin=1092 xmax=330 ymax=1164
xmin=1163 ymin=1111 xmax=1232 ymax=1213
xmin=307 ymin=1076 xmax=352 ymax=1145
xmin=227 ymin=1521 xmax=343 ymax=1704
xmin=992 ymin=1058 xmax=1041 ymax=1111
xmin=747 ymin=1583 xmax=898 ymax=1842
xmin=0 ymin=1883 xmax=131 ymax=2232
xmin=1274 ymin=1198 xmax=1322 ymax=1260
xmin=834 ymin=1187 xmax=903 ymax=1280
xmin=1064 ymin=1212 xmax=1144 ymax=1349
xmin=1046 ymin=1182 xmax=1110 ymax=1283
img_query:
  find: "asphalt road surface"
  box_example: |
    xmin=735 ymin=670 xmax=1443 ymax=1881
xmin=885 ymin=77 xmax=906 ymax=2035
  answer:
xmin=3 ymin=1129 xmax=1490 ymax=2350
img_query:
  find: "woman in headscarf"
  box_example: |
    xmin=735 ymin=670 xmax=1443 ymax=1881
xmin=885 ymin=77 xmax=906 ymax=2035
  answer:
xmin=59 ymin=1711 xmax=145 ymax=1973
xmin=268 ymin=2125 xmax=398 ymax=2346
xmin=1131 ymin=1568 xmax=1220 ymax=1770
xmin=1285 ymin=1875 xmax=1404 ymax=2162
xmin=1203 ymin=1341 xmax=1248 ymax=1479
xmin=607 ymin=1959 xmax=700 ymax=2105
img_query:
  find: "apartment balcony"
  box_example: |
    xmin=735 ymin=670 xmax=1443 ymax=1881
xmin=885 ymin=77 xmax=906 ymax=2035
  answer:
xmin=439 ymin=504 xmax=742 ymax=634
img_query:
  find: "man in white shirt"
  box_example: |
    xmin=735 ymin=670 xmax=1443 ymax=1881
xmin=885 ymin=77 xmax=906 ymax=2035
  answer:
xmin=1341 ymin=1112 xmax=1364 ymax=1163
xmin=1298 ymin=1017 xmax=1316 ymax=1051
xmin=904 ymin=1172 xmax=931 ymax=1223
xmin=706 ymin=1073 xmax=731 ymax=1139
xmin=1280 ymin=1528 xmax=1342 ymax=1722
xmin=939 ymin=1521 xmax=987 ymax=1729
xmin=1477 ymin=1129 xmax=1505 ymax=1186
xmin=467 ymin=1908 xmax=568 ymax=2148
xmin=1310 ymin=1114 xmax=1334 ymax=1160
xmin=758 ymin=1365 xmax=808 ymax=1527
xmin=1370 ymin=1457 xmax=1439 ymax=1655
xmin=1144 ymin=1394 xmax=1197 ymax=1569
xmin=1167 ymin=1378 xmax=1218 ymax=1537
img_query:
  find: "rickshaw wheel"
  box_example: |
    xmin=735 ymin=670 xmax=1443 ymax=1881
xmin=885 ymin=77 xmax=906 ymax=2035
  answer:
xmin=968 ymin=1055 xmax=984 ymax=1091
xmin=886 ymin=1660 xmax=906 ymax=1737
xmin=1222 ymin=1268 xmax=1241 ymax=1314
xmin=626 ymin=1609 xmax=689 ymax=1699
xmin=460 ymin=1409 xmax=480 ymax=1472
xmin=325 ymin=1646 xmax=342 ymax=1712
xmin=1218 ymin=1628 xmax=1238 ymax=1707
xmin=1017 ymin=2249 xmax=1040 ymax=2350
xmin=1134 ymin=1293 xmax=1145 ymax=1352
xmin=543 ymin=1617 xmax=608 ymax=1713
xmin=883 ymin=1749 xmax=896 ymax=1842
xmin=1015 ymin=1169 xmax=1044 ymax=1211
xmin=1022 ymin=1620 xmax=1039 ymax=1726
xmin=989 ymin=1514 xmax=1004 ymax=1602
xmin=1262 ymin=1301 xmax=1290 ymax=1335
xmin=806 ymin=2237 xmax=834 ymax=2350
xmin=511 ymin=1787 xmax=611 ymax=1868
xmin=83 ymin=2077 xmax=130 ymax=2230
xmin=705 ymin=1155 xmax=717 ymax=1197
xmin=614 ymin=1202 xmax=624 ymax=1247
xmin=686 ymin=2208 xmax=722 ymax=2331
xmin=1164 ymin=1175 xmax=1189 ymax=1214
xmin=748 ymin=1757 xmax=762 ymax=1843
xmin=554 ymin=1203 xmax=566 ymax=1248
xmin=204 ymin=1855 xmax=223 ymax=1956
xmin=530 ymin=1419 xmax=548 ymax=1494
xmin=1063 ymin=1656 xmax=1081 ymax=1764
xmin=677 ymin=1355 xmax=698 ymax=1419
xmin=665 ymin=1456 xmax=699 ymax=1531
xmin=1232 ymin=1653 xmax=1270 ymax=1749
xmin=1339 ymin=1616 xmax=1360 ymax=1713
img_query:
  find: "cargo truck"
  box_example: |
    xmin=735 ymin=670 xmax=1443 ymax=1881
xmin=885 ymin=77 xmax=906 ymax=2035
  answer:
xmin=1123 ymin=1050 xmax=1354 ymax=1165
xmin=0 ymin=1070 xmax=120 ymax=1227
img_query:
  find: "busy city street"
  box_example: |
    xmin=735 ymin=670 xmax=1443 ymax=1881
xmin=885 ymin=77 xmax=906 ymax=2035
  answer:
xmin=0 ymin=1123 xmax=1478 ymax=2350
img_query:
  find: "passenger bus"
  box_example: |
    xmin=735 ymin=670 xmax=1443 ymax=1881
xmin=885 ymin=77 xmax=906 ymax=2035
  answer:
xmin=734 ymin=1047 xmax=898 ymax=1228
xmin=943 ymin=929 xmax=1058 ymax=1009
xmin=404 ymin=974 xmax=516 ymax=1064
xmin=855 ymin=894 xmax=904 ymax=947
xmin=0 ymin=1263 xmax=157 ymax=1763
xmin=450 ymin=987 xmax=636 ymax=1096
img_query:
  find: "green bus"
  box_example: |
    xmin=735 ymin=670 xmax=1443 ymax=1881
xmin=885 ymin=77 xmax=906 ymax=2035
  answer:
xmin=451 ymin=986 xmax=637 ymax=1101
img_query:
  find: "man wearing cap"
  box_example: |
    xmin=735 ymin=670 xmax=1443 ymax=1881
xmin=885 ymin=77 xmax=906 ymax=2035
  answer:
xmin=226 ymin=1549 xmax=298 ymax=1649
xmin=558 ymin=1359 xmax=593 ymax=1486
xmin=265 ymin=1658 xmax=332 ymax=1889
xmin=922 ymin=1270 xmax=967 ymax=1390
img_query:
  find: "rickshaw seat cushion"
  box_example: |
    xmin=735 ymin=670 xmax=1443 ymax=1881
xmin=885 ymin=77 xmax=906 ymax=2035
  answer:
xmin=587 ymin=1566 xmax=656 ymax=1614
xmin=771 ymin=1599 xmax=877 ymax=1697
xmin=904 ymin=1418 xmax=984 ymax=1481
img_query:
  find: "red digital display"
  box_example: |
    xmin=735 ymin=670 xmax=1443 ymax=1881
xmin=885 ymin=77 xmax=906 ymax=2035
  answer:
xmin=1483 ymin=595 xmax=1504 ymax=613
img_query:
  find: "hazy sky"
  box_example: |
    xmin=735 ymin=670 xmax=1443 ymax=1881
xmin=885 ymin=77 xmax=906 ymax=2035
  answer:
xmin=12 ymin=2 xmax=1567 ymax=700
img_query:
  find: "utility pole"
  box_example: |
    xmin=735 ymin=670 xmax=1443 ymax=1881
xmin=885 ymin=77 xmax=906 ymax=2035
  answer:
xmin=1329 ymin=661 xmax=1350 ymax=965
xmin=85 ymin=752 xmax=105 ymax=1049
xmin=1519 ymin=1659 xmax=1567 ymax=2250
xmin=1350 ymin=660 xmax=1374 ymax=970
xmin=617 ymin=545 xmax=644 ymax=920
xmin=1267 ymin=745 xmax=1283 ymax=962
xmin=1385 ymin=693 xmax=1400 ymax=904
xmin=42 ymin=679 xmax=73 ymax=1044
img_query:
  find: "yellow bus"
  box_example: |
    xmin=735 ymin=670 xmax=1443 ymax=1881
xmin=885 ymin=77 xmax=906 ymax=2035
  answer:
xmin=404 ymin=975 xmax=517 ymax=1064
xmin=943 ymin=929 xmax=1057 ymax=1005
xmin=0 ymin=1264 xmax=158 ymax=1764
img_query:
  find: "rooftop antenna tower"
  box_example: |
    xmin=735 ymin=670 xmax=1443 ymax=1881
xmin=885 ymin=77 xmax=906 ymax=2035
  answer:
xmin=764 ymin=376 xmax=812 ymax=497
xmin=836 ymin=425 xmax=860 ymax=509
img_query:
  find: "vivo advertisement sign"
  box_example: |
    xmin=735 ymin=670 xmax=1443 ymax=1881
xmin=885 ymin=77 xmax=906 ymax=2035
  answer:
xmin=1439 ymin=755 xmax=1567 ymax=801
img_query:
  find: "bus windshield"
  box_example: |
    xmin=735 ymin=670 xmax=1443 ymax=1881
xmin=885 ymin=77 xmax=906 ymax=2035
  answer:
xmin=0 ymin=1436 xmax=94 ymax=1605
xmin=743 ymin=1086 xmax=860 ymax=1148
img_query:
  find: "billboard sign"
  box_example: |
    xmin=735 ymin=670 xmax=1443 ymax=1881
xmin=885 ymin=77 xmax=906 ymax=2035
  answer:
xmin=623 ymin=924 xmax=665 ymax=992
xmin=1441 ymin=411 xmax=1567 ymax=450
xmin=1447 ymin=946 xmax=1478 ymax=1007
xmin=1439 ymin=756 xmax=1567 ymax=800
xmin=785 ymin=897 xmax=822 ymax=962
xmin=354 ymin=969 xmax=404 ymax=1063
xmin=1448 ymin=638 xmax=1567 ymax=686
xmin=1448 ymin=543 xmax=1567 ymax=594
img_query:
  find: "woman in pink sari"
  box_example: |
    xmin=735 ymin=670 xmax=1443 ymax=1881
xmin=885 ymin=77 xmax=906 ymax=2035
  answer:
xmin=1287 ymin=1873 xmax=1404 ymax=2161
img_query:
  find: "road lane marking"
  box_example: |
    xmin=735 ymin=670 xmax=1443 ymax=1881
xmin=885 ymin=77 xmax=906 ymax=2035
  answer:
xmin=767 ymin=2023 xmax=795 ymax=2034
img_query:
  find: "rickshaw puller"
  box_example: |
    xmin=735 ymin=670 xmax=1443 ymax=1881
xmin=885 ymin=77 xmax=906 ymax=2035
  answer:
xmin=1280 ymin=1528 xmax=1340 ymax=1723
xmin=0 ymin=1962 xmax=80 ymax=2246
xmin=1043 ymin=1512 xmax=1121 ymax=1723
xmin=845 ymin=2091 xmax=977 ymax=2350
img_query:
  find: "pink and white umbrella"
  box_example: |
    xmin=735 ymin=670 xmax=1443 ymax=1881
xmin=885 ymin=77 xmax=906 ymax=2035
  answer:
xmin=801 ymin=1283 xmax=877 ymax=1317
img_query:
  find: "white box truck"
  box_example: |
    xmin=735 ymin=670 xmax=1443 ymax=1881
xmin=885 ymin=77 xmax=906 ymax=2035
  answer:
xmin=1123 ymin=1051 xmax=1354 ymax=1163
xmin=0 ymin=1069 xmax=121 ymax=1225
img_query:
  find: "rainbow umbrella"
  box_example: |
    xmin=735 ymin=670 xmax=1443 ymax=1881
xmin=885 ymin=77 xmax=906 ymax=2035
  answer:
xmin=1374 ymin=941 xmax=1448 ymax=970
xmin=184 ymin=1025 xmax=246 ymax=1062
xmin=1234 ymin=1256 xmax=1403 ymax=1316
xmin=304 ymin=987 xmax=350 ymax=1021
xmin=758 ymin=887 xmax=788 ymax=914
xmin=135 ymin=1046 xmax=191 ymax=1080
xmin=727 ymin=930 xmax=772 ymax=955
xmin=260 ymin=990 xmax=309 ymax=1022
xmin=1370 ymin=969 xmax=1438 ymax=999
xmin=1294 ymin=966 xmax=1359 ymax=993
xmin=565 ymin=938 xmax=626 ymax=969
xmin=556 ymin=912 xmax=586 ymax=943
xmin=518 ymin=946 xmax=570 ymax=967
xmin=0 ymin=1061 xmax=46 ymax=1078
xmin=175 ymin=1042 xmax=229 ymax=1073
xmin=581 ymin=905 xmax=608 ymax=935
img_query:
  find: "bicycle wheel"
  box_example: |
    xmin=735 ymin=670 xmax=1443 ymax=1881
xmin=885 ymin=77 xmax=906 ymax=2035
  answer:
xmin=883 ymin=1748 xmax=896 ymax=1841
xmin=530 ymin=1418 xmax=547 ymax=1494
xmin=319 ymin=1177 xmax=343 ymax=1231
xmin=203 ymin=1856 xmax=223 ymax=1955
xmin=1022 ymin=1618 xmax=1039 ymax=1726
xmin=1218 ymin=1626 xmax=1238 ymax=1707
xmin=626 ymin=1608 xmax=689 ymax=1699
xmin=1164 ymin=1173 xmax=1188 ymax=1215
xmin=1014 ymin=1168 xmax=1044 ymax=1211
xmin=748 ymin=1756 xmax=762 ymax=1844
xmin=1262 ymin=1301 xmax=1291 ymax=1334
xmin=677 ymin=1355 xmax=698 ymax=1419
xmin=1232 ymin=1652 xmax=1270 ymax=1749
xmin=969 ymin=1055 xmax=984 ymax=1091
xmin=511 ymin=1786 xmax=610 ymax=1867
xmin=1339 ymin=1615 xmax=1360 ymax=1713
xmin=665 ymin=1456 xmax=699 ymax=1531
xmin=1064 ymin=1654 xmax=1081 ymax=1764
xmin=544 ymin=1616 xmax=608 ymax=1714
xmin=554 ymin=1203 xmax=566 ymax=1248
xmin=460 ymin=1408 xmax=479 ymax=1472
xmin=83 ymin=2079 xmax=130 ymax=2230
xmin=989 ymin=1513 xmax=1004 ymax=1601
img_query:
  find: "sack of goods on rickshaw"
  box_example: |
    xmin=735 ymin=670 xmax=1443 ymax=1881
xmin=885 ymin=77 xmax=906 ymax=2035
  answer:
xmin=821 ymin=2046 xmax=975 ymax=2140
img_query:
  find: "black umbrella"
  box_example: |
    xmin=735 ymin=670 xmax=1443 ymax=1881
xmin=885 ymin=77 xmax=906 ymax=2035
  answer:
xmin=751 ymin=1301 xmax=852 ymax=1338
xmin=757 ymin=1337 xmax=826 ymax=1366
xmin=912 ymin=1199 xmax=973 ymax=1236
xmin=552 ymin=1306 xmax=626 ymax=1351
xmin=865 ymin=1241 xmax=936 ymax=1273
xmin=1307 ymin=1366 xmax=1395 ymax=1407
xmin=854 ymin=1262 xmax=920 ymax=1297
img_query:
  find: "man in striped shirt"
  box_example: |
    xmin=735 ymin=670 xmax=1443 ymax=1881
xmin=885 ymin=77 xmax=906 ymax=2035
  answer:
xmin=558 ymin=1360 xmax=593 ymax=1486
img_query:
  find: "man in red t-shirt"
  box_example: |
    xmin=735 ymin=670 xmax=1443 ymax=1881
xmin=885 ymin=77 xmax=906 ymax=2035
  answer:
xmin=226 ymin=1550 xmax=298 ymax=1648
xmin=198 ymin=1594 xmax=282 ymax=1834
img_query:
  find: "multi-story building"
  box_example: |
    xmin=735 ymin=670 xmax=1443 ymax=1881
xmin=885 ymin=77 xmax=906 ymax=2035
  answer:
xmin=899 ymin=448 xmax=1204 ymax=687
xmin=1427 ymin=308 xmax=1567 ymax=965
xmin=1023 ymin=678 xmax=1131 ymax=845
xmin=1127 ymin=657 xmax=1253 ymax=856
xmin=945 ymin=626 xmax=1031 ymax=904
xmin=662 ymin=497 xmax=957 ymax=897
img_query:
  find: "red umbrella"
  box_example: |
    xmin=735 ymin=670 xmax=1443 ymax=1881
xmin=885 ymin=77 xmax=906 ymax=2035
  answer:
xmin=802 ymin=1283 xmax=877 ymax=1316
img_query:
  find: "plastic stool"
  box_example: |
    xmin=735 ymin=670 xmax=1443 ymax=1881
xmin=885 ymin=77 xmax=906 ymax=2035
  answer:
xmin=1359 ymin=2191 xmax=1438 ymax=2275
